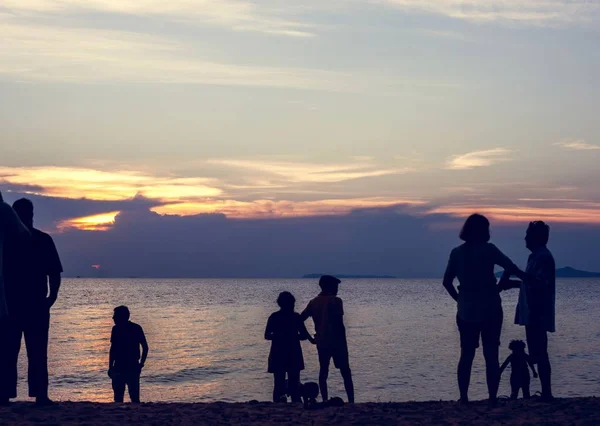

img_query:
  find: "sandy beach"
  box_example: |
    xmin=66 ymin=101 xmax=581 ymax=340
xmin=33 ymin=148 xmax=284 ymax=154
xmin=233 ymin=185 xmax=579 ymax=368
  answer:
xmin=0 ymin=398 xmax=598 ymax=425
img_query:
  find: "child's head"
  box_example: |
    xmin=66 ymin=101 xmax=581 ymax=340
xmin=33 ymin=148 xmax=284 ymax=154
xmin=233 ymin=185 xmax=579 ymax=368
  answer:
xmin=319 ymin=275 xmax=341 ymax=295
xmin=509 ymin=339 xmax=526 ymax=353
xmin=277 ymin=291 xmax=296 ymax=311
xmin=113 ymin=305 xmax=130 ymax=325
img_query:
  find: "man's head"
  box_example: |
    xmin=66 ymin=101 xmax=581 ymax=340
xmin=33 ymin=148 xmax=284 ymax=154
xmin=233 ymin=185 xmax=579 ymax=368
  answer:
xmin=459 ymin=213 xmax=490 ymax=244
xmin=113 ymin=305 xmax=130 ymax=325
xmin=319 ymin=275 xmax=341 ymax=295
xmin=12 ymin=198 xmax=34 ymax=228
xmin=525 ymin=221 xmax=550 ymax=251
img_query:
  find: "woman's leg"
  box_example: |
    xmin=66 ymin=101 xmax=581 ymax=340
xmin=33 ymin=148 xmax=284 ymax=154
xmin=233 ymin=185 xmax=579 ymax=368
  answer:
xmin=458 ymin=347 xmax=476 ymax=403
xmin=273 ymin=372 xmax=286 ymax=402
xmin=287 ymin=370 xmax=301 ymax=403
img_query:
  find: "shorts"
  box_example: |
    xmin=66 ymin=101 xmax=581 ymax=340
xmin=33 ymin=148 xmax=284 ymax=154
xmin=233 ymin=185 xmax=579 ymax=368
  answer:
xmin=525 ymin=324 xmax=548 ymax=363
xmin=317 ymin=345 xmax=350 ymax=370
xmin=456 ymin=314 xmax=503 ymax=350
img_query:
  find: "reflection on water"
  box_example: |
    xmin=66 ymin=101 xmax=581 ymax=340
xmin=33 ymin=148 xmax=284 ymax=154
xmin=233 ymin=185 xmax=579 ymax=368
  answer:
xmin=13 ymin=278 xmax=600 ymax=402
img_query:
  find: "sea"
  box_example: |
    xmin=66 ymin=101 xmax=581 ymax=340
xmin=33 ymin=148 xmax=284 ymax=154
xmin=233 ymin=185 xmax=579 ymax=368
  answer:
xmin=14 ymin=278 xmax=600 ymax=403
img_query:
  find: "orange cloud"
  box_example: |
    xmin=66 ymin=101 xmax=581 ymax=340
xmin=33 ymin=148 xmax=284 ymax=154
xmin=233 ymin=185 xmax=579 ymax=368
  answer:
xmin=58 ymin=211 xmax=120 ymax=231
xmin=152 ymin=197 xmax=426 ymax=218
xmin=430 ymin=205 xmax=600 ymax=224
xmin=0 ymin=167 xmax=220 ymax=201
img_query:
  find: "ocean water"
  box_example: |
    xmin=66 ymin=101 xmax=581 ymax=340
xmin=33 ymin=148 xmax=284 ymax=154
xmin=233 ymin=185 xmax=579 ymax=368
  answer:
xmin=14 ymin=278 xmax=600 ymax=403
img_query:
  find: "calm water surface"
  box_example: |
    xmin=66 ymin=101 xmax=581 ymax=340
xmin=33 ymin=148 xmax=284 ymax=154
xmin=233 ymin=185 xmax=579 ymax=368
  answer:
xmin=15 ymin=278 xmax=600 ymax=402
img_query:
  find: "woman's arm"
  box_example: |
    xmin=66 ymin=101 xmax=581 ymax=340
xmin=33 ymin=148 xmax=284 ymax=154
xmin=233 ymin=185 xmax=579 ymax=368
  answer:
xmin=442 ymin=252 xmax=459 ymax=302
xmin=264 ymin=316 xmax=275 ymax=340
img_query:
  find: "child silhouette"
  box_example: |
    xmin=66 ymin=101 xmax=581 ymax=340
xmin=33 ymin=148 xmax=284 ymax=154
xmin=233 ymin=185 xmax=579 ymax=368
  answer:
xmin=108 ymin=306 xmax=149 ymax=403
xmin=500 ymin=340 xmax=538 ymax=399
xmin=265 ymin=292 xmax=315 ymax=403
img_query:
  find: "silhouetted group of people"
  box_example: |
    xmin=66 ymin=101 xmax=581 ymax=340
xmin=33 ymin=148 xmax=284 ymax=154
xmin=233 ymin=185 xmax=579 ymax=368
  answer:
xmin=266 ymin=214 xmax=556 ymax=407
xmin=0 ymin=195 xmax=63 ymax=406
xmin=265 ymin=275 xmax=354 ymax=406
xmin=0 ymin=193 xmax=149 ymax=405
xmin=443 ymin=214 xmax=555 ymax=405
xmin=1 ymin=191 xmax=557 ymax=406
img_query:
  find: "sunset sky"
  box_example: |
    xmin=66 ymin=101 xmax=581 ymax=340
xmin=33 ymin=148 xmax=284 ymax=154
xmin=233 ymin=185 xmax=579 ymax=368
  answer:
xmin=1 ymin=1 xmax=600 ymax=276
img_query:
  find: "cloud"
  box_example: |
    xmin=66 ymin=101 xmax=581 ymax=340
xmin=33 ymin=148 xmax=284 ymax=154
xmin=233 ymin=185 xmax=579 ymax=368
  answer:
xmin=2 ymin=0 xmax=316 ymax=38
xmin=208 ymin=158 xmax=412 ymax=184
xmin=445 ymin=148 xmax=512 ymax=170
xmin=57 ymin=211 xmax=120 ymax=232
xmin=152 ymin=197 xmax=425 ymax=218
xmin=0 ymin=166 xmax=221 ymax=201
xmin=555 ymin=140 xmax=600 ymax=151
xmin=380 ymin=0 xmax=600 ymax=26
xmin=429 ymin=204 xmax=600 ymax=224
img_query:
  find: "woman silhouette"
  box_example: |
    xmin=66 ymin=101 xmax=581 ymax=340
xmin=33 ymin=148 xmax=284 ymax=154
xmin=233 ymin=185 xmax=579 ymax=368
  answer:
xmin=443 ymin=214 xmax=526 ymax=405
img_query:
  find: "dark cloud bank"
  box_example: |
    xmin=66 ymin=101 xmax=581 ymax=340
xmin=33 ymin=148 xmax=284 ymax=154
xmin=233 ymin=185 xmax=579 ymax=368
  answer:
xmin=2 ymin=191 xmax=600 ymax=278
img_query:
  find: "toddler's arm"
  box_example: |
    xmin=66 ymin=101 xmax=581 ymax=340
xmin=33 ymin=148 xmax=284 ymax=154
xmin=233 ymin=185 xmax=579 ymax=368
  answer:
xmin=499 ymin=355 xmax=512 ymax=376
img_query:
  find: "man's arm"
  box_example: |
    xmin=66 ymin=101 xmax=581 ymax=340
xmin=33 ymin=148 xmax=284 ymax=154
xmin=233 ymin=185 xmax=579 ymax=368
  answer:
xmin=47 ymin=274 xmax=61 ymax=308
xmin=526 ymin=354 xmax=538 ymax=378
xmin=46 ymin=235 xmax=63 ymax=308
xmin=140 ymin=328 xmax=149 ymax=368
xmin=298 ymin=319 xmax=316 ymax=344
xmin=499 ymin=355 xmax=511 ymax=376
xmin=299 ymin=302 xmax=311 ymax=322
xmin=442 ymin=252 xmax=458 ymax=302
xmin=108 ymin=329 xmax=116 ymax=373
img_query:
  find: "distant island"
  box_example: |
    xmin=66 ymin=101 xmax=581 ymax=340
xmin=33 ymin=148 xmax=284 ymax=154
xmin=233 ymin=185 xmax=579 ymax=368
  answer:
xmin=496 ymin=266 xmax=600 ymax=278
xmin=302 ymin=274 xmax=396 ymax=279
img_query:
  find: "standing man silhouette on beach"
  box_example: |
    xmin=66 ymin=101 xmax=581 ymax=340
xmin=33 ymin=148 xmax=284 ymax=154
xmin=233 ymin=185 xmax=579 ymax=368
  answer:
xmin=500 ymin=221 xmax=555 ymax=402
xmin=301 ymin=275 xmax=355 ymax=404
xmin=0 ymin=198 xmax=63 ymax=406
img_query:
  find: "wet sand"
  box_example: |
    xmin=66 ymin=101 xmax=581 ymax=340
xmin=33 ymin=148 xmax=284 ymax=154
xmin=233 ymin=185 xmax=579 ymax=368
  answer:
xmin=0 ymin=397 xmax=598 ymax=425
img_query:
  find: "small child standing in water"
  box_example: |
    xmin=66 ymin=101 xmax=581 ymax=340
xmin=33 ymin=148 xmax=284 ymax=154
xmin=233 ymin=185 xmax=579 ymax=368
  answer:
xmin=265 ymin=291 xmax=315 ymax=403
xmin=500 ymin=340 xmax=538 ymax=399
xmin=108 ymin=306 xmax=149 ymax=403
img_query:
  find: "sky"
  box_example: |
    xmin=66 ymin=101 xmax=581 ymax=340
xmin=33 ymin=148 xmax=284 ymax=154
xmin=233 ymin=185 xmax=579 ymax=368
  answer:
xmin=1 ymin=1 xmax=600 ymax=277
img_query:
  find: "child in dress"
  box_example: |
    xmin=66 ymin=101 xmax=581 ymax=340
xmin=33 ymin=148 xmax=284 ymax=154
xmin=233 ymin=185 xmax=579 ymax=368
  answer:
xmin=500 ymin=340 xmax=538 ymax=399
xmin=265 ymin=292 xmax=315 ymax=403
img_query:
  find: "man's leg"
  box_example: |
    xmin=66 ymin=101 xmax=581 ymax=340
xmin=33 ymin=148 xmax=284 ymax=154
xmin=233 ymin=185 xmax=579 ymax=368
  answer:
xmin=127 ymin=371 xmax=141 ymax=403
xmin=527 ymin=326 xmax=552 ymax=400
xmin=317 ymin=348 xmax=331 ymax=402
xmin=24 ymin=309 xmax=50 ymax=402
xmin=340 ymin=367 xmax=354 ymax=403
xmin=0 ymin=317 xmax=23 ymax=403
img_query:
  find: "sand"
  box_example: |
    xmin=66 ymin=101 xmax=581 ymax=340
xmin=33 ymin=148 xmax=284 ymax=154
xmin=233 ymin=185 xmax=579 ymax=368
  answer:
xmin=0 ymin=398 xmax=598 ymax=425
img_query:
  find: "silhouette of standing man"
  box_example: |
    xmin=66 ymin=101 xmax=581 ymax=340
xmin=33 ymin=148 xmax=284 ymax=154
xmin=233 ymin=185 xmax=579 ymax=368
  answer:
xmin=0 ymin=198 xmax=63 ymax=406
xmin=500 ymin=221 xmax=555 ymax=402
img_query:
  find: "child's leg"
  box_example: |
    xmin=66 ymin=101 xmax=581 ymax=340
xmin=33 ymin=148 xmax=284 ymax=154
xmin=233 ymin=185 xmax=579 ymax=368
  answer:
xmin=272 ymin=371 xmax=286 ymax=402
xmin=112 ymin=376 xmax=126 ymax=403
xmin=510 ymin=384 xmax=519 ymax=400
xmin=127 ymin=371 xmax=141 ymax=403
xmin=287 ymin=370 xmax=301 ymax=403
xmin=523 ymin=384 xmax=531 ymax=399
